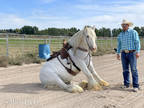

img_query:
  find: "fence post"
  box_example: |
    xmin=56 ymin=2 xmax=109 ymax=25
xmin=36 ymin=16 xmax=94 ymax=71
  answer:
xmin=111 ymin=29 xmax=113 ymax=49
xmin=22 ymin=34 xmax=25 ymax=63
xmin=6 ymin=34 xmax=9 ymax=57
xmin=48 ymin=36 xmax=51 ymax=52
xmin=49 ymin=36 xmax=51 ymax=45
xmin=45 ymin=39 xmax=47 ymax=44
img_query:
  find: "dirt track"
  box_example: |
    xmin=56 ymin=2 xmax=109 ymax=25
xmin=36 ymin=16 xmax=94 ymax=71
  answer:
xmin=0 ymin=52 xmax=144 ymax=108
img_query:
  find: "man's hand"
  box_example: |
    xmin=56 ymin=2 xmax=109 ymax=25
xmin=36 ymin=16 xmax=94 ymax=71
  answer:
xmin=117 ymin=54 xmax=120 ymax=60
xmin=136 ymin=52 xmax=140 ymax=59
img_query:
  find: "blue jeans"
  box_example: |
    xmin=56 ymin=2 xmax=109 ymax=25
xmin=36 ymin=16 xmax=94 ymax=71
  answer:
xmin=121 ymin=52 xmax=139 ymax=88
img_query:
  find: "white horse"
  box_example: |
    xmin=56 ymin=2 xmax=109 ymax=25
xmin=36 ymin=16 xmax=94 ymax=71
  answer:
xmin=39 ymin=26 xmax=109 ymax=93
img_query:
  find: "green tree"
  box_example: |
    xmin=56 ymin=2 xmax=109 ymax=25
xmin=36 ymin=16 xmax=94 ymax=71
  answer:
xmin=33 ymin=26 xmax=39 ymax=34
xmin=112 ymin=28 xmax=122 ymax=37
xmin=134 ymin=26 xmax=141 ymax=36
xmin=20 ymin=26 xmax=38 ymax=34
xmin=140 ymin=27 xmax=144 ymax=37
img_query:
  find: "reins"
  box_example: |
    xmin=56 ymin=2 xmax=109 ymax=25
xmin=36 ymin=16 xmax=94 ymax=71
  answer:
xmin=47 ymin=43 xmax=81 ymax=76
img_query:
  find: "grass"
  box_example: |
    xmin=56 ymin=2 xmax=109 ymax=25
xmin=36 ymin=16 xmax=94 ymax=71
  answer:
xmin=0 ymin=56 xmax=8 ymax=67
xmin=0 ymin=37 xmax=144 ymax=67
xmin=0 ymin=52 xmax=43 ymax=67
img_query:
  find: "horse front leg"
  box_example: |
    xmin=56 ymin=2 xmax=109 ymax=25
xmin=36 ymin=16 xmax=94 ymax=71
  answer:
xmin=77 ymin=61 xmax=101 ymax=90
xmin=88 ymin=61 xmax=109 ymax=87
xmin=54 ymin=73 xmax=84 ymax=93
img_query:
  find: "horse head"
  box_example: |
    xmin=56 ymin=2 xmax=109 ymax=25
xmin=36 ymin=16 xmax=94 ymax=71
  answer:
xmin=83 ymin=26 xmax=97 ymax=52
xmin=68 ymin=26 xmax=97 ymax=54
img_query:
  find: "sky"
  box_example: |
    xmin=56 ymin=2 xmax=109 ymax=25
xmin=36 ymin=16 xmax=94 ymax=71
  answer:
xmin=0 ymin=0 xmax=144 ymax=30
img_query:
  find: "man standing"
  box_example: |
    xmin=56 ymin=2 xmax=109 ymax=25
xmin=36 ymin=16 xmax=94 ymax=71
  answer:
xmin=117 ymin=19 xmax=141 ymax=92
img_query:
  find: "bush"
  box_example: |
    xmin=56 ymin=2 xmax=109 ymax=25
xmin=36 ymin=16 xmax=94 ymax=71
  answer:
xmin=23 ymin=53 xmax=42 ymax=64
xmin=0 ymin=56 xmax=8 ymax=67
xmin=0 ymin=52 xmax=44 ymax=67
xmin=92 ymin=47 xmax=115 ymax=56
xmin=8 ymin=56 xmax=23 ymax=66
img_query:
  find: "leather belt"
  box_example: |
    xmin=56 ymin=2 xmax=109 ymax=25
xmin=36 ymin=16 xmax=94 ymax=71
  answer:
xmin=57 ymin=56 xmax=79 ymax=76
xmin=122 ymin=50 xmax=136 ymax=53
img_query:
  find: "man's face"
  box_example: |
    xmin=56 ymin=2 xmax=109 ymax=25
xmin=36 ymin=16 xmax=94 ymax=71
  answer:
xmin=121 ymin=24 xmax=129 ymax=31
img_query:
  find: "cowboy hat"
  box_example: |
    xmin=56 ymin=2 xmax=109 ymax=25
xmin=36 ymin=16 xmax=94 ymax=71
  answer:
xmin=121 ymin=19 xmax=133 ymax=27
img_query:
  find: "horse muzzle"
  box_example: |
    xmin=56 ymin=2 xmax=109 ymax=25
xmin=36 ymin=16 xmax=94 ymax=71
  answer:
xmin=90 ymin=47 xmax=97 ymax=52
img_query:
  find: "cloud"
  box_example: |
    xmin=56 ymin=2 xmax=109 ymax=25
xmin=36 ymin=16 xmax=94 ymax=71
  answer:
xmin=75 ymin=4 xmax=100 ymax=10
xmin=0 ymin=13 xmax=32 ymax=29
xmin=1 ymin=0 xmax=144 ymax=30
xmin=31 ymin=10 xmax=69 ymax=20
xmin=73 ymin=1 xmax=144 ymax=28
xmin=75 ymin=1 xmax=144 ymax=13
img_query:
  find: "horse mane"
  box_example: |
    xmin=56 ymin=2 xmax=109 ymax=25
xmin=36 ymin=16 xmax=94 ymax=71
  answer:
xmin=68 ymin=30 xmax=85 ymax=54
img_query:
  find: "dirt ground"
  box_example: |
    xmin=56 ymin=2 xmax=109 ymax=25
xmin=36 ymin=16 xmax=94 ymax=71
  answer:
xmin=0 ymin=51 xmax=144 ymax=108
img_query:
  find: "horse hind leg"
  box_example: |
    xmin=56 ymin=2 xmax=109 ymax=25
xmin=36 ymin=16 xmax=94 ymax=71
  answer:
xmin=43 ymin=84 xmax=48 ymax=88
xmin=54 ymin=74 xmax=84 ymax=93
xmin=40 ymin=71 xmax=83 ymax=93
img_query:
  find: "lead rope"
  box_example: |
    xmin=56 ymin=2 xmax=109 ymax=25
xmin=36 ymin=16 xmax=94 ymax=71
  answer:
xmin=85 ymin=37 xmax=91 ymax=68
xmin=69 ymin=57 xmax=72 ymax=70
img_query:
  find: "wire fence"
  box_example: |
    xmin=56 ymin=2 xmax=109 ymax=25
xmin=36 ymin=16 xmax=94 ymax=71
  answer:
xmin=0 ymin=33 xmax=70 ymax=57
xmin=0 ymin=33 xmax=144 ymax=58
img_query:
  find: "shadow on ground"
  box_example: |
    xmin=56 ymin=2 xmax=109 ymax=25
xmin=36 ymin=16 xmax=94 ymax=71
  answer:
xmin=103 ymin=83 xmax=144 ymax=92
xmin=0 ymin=83 xmax=63 ymax=94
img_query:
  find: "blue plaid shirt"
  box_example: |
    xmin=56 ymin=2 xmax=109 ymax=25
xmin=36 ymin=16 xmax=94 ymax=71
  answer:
xmin=117 ymin=28 xmax=141 ymax=54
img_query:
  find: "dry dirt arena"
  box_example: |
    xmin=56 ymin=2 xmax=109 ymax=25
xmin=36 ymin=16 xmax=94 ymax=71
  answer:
xmin=0 ymin=52 xmax=144 ymax=108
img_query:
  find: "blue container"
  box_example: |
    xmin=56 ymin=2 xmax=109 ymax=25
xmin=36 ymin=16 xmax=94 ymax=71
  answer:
xmin=39 ymin=44 xmax=51 ymax=59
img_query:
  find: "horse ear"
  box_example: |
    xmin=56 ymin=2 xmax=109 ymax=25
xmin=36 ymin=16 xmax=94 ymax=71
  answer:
xmin=84 ymin=26 xmax=88 ymax=30
xmin=92 ymin=26 xmax=96 ymax=31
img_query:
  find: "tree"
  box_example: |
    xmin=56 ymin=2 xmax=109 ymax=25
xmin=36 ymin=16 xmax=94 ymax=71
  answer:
xmin=33 ymin=26 xmax=39 ymax=34
xmin=140 ymin=27 xmax=144 ymax=37
xmin=20 ymin=26 xmax=39 ymax=34
xmin=112 ymin=28 xmax=122 ymax=37
xmin=134 ymin=26 xmax=141 ymax=36
xmin=68 ymin=27 xmax=79 ymax=36
xmin=97 ymin=27 xmax=111 ymax=37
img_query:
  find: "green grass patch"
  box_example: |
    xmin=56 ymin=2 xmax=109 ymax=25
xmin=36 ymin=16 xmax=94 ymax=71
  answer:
xmin=0 ymin=37 xmax=144 ymax=67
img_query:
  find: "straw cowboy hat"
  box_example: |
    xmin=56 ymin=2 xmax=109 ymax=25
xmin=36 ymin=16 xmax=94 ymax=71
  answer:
xmin=121 ymin=19 xmax=133 ymax=27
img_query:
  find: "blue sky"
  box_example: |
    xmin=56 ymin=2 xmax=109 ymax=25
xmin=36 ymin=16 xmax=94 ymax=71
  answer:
xmin=0 ymin=0 xmax=144 ymax=29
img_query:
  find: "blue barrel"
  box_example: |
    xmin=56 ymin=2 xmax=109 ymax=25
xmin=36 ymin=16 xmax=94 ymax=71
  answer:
xmin=39 ymin=44 xmax=51 ymax=59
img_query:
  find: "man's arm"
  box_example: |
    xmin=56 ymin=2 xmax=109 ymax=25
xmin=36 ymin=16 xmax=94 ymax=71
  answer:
xmin=117 ymin=36 xmax=121 ymax=60
xmin=134 ymin=30 xmax=141 ymax=58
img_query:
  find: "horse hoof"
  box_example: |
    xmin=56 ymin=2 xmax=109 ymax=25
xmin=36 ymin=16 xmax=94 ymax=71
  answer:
xmin=92 ymin=84 xmax=102 ymax=91
xmin=88 ymin=83 xmax=102 ymax=91
xmin=99 ymin=80 xmax=109 ymax=87
xmin=79 ymin=80 xmax=88 ymax=90
xmin=72 ymin=85 xmax=84 ymax=93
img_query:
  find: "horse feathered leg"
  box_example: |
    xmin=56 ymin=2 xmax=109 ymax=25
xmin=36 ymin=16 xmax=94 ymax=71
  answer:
xmin=76 ymin=61 xmax=101 ymax=91
xmin=43 ymin=84 xmax=48 ymax=88
xmin=88 ymin=61 xmax=109 ymax=87
xmin=99 ymin=80 xmax=109 ymax=87
xmin=53 ymin=73 xmax=83 ymax=93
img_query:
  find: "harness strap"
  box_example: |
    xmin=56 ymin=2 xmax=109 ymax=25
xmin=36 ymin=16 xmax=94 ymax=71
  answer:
xmin=77 ymin=47 xmax=88 ymax=52
xmin=57 ymin=56 xmax=78 ymax=76
xmin=68 ymin=55 xmax=81 ymax=71
xmin=47 ymin=43 xmax=81 ymax=76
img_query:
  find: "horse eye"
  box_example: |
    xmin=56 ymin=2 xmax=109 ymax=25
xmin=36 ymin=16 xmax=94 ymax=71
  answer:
xmin=87 ymin=35 xmax=89 ymax=38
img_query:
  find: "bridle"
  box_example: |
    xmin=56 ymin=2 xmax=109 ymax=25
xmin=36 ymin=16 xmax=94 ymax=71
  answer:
xmin=85 ymin=35 xmax=92 ymax=68
xmin=77 ymin=33 xmax=93 ymax=68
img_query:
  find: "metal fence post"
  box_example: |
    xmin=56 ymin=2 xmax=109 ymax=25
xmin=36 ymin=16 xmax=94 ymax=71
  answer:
xmin=22 ymin=34 xmax=25 ymax=63
xmin=111 ymin=30 xmax=113 ymax=49
xmin=45 ymin=39 xmax=47 ymax=44
xmin=49 ymin=37 xmax=51 ymax=51
xmin=6 ymin=34 xmax=9 ymax=57
xmin=49 ymin=37 xmax=51 ymax=45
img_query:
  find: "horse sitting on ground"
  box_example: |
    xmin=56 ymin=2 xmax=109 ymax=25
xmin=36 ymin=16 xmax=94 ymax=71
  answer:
xmin=39 ymin=26 xmax=109 ymax=93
